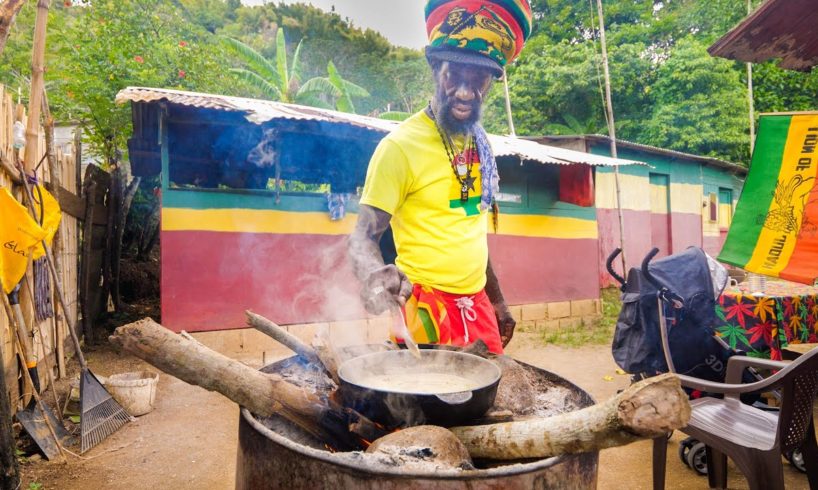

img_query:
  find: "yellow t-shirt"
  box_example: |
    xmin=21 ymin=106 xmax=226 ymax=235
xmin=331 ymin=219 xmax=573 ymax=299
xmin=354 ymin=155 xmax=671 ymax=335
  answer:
xmin=359 ymin=111 xmax=488 ymax=294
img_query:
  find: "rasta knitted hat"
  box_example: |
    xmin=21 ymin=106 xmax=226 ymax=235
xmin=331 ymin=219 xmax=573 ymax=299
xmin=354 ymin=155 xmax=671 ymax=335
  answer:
xmin=425 ymin=0 xmax=533 ymax=77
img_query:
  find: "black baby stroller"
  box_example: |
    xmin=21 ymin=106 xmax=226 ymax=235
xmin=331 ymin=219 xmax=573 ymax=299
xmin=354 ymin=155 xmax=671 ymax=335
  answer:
xmin=608 ymin=246 xmax=806 ymax=475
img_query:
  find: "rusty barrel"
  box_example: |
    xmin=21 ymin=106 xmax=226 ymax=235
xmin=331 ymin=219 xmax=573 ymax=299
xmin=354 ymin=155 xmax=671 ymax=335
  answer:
xmin=236 ymin=357 xmax=599 ymax=489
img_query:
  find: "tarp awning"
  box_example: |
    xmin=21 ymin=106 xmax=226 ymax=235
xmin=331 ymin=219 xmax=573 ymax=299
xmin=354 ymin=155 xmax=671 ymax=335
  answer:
xmin=116 ymin=86 xmax=644 ymax=168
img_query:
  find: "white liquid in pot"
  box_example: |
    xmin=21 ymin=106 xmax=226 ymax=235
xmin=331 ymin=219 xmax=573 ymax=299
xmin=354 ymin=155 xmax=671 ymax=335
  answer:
xmin=357 ymin=372 xmax=480 ymax=394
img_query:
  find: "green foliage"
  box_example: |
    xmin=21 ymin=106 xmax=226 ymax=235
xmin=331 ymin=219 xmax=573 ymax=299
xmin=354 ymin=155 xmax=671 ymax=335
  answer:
xmin=41 ymin=0 xmax=239 ymax=164
xmin=641 ymin=38 xmax=750 ymax=162
xmin=221 ymin=30 xmax=368 ymax=113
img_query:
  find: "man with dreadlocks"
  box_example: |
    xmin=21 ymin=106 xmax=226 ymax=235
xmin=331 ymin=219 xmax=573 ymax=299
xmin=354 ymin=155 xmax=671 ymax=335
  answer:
xmin=349 ymin=0 xmax=532 ymax=354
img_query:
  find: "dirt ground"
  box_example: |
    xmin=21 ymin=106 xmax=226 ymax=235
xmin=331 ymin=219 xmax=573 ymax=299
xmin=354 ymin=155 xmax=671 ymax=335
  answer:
xmin=17 ymin=331 xmax=812 ymax=489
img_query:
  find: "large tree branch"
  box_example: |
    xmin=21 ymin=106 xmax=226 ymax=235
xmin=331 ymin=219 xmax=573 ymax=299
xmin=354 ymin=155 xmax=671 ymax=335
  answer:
xmin=0 ymin=0 xmax=26 ymax=57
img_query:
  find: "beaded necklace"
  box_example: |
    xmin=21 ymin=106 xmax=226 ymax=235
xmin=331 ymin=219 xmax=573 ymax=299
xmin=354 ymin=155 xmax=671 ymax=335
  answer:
xmin=428 ymin=105 xmax=476 ymax=203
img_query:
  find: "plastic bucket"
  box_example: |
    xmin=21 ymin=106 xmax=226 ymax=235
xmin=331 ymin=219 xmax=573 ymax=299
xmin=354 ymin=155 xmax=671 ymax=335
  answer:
xmin=104 ymin=371 xmax=159 ymax=416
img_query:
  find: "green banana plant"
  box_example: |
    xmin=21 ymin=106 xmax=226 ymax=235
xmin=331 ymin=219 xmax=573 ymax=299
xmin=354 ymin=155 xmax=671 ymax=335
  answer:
xmin=221 ymin=29 xmax=369 ymax=113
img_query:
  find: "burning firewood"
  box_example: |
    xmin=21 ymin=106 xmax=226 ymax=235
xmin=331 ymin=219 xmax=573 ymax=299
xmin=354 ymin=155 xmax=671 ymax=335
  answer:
xmin=110 ymin=318 xmax=689 ymax=461
xmin=245 ymin=310 xmax=324 ymax=367
xmin=450 ymin=373 xmax=690 ymax=460
xmin=109 ymin=318 xmax=388 ymax=451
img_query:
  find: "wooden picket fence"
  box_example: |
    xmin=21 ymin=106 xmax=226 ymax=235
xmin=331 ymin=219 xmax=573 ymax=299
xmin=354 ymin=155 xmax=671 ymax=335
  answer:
xmin=0 ymin=83 xmax=80 ymax=413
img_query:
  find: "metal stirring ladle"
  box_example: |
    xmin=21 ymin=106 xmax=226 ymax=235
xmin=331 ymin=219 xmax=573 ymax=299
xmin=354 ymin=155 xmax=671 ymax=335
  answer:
xmin=392 ymin=304 xmax=421 ymax=359
xmin=372 ymin=285 xmax=421 ymax=359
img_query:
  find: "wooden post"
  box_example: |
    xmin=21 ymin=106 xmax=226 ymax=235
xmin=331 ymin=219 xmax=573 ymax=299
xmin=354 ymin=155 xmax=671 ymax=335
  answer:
xmin=0 ymin=304 xmax=20 ymax=490
xmin=111 ymin=174 xmax=140 ymax=311
xmin=746 ymin=0 xmax=755 ymax=157
xmin=23 ymin=0 xmax=50 ymax=173
xmin=80 ymin=178 xmax=97 ymax=342
xmin=42 ymin=89 xmax=66 ymax=378
xmin=595 ymin=0 xmax=628 ymax=275
xmin=502 ymin=68 xmax=516 ymax=137
xmin=0 ymin=0 xmax=26 ymax=58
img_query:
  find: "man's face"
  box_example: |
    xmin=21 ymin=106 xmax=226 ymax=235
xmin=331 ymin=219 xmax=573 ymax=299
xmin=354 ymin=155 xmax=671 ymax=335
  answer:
xmin=434 ymin=61 xmax=494 ymax=133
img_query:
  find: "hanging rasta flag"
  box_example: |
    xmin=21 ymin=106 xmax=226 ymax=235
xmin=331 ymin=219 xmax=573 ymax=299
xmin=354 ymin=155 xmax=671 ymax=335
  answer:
xmin=719 ymin=112 xmax=818 ymax=284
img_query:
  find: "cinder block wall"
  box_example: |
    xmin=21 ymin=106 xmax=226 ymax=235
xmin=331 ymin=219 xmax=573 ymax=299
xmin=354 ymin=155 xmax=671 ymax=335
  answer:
xmin=193 ymin=299 xmax=602 ymax=358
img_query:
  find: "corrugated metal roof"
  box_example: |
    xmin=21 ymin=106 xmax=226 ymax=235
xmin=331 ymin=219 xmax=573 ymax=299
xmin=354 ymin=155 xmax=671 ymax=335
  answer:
xmin=535 ymin=135 xmax=748 ymax=175
xmin=116 ymin=87 xmax=644 ymax=168
xmin=708 ymin=0 xmax=818 ymax=71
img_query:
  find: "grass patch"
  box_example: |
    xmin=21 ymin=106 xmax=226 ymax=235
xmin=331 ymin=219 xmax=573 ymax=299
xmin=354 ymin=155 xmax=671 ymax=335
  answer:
xmin=541 ymin=288 xmax=622 ymax=347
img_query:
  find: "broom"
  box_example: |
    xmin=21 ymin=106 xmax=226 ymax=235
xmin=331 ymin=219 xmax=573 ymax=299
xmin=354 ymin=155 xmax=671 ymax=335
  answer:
xmin=18 ymin=168 xmax=131 ymax=453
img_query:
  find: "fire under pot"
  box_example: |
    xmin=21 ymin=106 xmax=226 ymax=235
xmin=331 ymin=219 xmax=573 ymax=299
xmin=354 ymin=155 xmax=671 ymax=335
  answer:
xmin=236 ymin=354 xmax=599 ymax=489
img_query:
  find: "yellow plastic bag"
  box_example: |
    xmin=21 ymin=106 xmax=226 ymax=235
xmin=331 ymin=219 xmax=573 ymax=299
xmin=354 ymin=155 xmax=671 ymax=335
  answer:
xmin=0 ymin=187 xmax=46 ymax=293
xmin=29 ymin=185 xmax=62 ymax=260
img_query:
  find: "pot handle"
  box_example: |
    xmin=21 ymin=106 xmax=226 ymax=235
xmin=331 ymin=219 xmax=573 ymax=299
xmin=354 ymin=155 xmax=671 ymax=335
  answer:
xmin=434 ymin=391 xmax=473 ymax=405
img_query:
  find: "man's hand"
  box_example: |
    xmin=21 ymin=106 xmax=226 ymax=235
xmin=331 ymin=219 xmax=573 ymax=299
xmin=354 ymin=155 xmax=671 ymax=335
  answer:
xmin=362 ymin=264 xmax=413 ymax=315
xmin=494 ymin=302 xmax=516 ymax=347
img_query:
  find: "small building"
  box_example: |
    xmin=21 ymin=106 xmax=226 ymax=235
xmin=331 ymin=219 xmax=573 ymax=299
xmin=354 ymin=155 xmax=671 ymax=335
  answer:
xmin=117 ymin=87 xmax=643 ymax=335
xmin=533 ymin=135 xmax=747 ymax=286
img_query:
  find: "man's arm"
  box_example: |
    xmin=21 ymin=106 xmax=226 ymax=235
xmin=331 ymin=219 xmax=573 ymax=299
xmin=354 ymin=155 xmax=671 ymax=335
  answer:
xmin=348 ymin=204 xmax=412 ymax=314
xmin=485 ymin=258 xmax=516 ymax=347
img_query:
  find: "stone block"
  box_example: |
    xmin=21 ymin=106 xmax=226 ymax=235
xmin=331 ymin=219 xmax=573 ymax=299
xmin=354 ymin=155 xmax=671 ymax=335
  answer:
xmin=508 ymin=304 xmax=523 ymax=322
xmin=288 ymin=322 xmax=328 ymax=346
xmin=367 ymin=316 xmax=392 ymax=343
xmin=517 ymin=320 xmax=537 ymax=333
xmin=558 ymin=317 xmax=582 ymax=330
xmin=535 ymin=319 xmax=562 ymax=334
xmin=571 ymin=299 xmax=599 ymax=318
xmin=520 ymin=303 xmax=548 ymax=322
xmin=548 ymin=301 xmax=572 ymax=319
xmin=329 ymin=319 xmax=369 ymax=347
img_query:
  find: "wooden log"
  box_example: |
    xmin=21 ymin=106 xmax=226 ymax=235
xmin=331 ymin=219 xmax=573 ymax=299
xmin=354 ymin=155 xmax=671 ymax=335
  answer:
xmin=245 ymin=310 xmax=323 ymax=366
xmin=450 ymin=373 xmax=690 ymax=460
xmin=109 ymin=318 xmax=386 ymax=450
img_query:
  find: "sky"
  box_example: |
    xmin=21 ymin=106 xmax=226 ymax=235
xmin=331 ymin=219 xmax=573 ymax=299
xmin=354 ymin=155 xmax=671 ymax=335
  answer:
xmin=242 ymin=1 xmax=429 ymax=49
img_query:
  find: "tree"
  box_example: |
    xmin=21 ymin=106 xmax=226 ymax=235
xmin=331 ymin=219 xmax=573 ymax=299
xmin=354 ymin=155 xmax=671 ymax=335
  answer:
xmin=46 ymin=0 xmax=238 ymax=165
xmin=221 ymin=28 xmax=369 ymax=113
xmin=641 ymin=37 xmax=749 ymax=162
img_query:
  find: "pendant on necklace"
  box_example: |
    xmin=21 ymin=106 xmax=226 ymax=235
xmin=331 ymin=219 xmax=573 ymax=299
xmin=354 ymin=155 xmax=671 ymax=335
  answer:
xmin=456 ymin=162 xmax=468 ymax=177
xmin=460 ymin=184 xmax=469 ymax=203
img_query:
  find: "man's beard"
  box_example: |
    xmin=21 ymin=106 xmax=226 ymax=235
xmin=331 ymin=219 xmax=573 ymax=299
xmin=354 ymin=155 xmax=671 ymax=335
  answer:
xmin=434 ymin=90 xmax=482 ymax=134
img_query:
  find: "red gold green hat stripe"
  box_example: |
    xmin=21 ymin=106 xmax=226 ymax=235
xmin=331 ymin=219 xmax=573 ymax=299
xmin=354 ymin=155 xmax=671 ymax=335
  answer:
xmin=425 ymin=0 xmax=532 ymax=39
xmin=426 ymin=0 xmax=525 ymax=62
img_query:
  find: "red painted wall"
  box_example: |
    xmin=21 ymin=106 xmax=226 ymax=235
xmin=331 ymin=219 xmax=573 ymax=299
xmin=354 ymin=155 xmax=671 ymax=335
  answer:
xmin=161 ymin=231 xmax=366 ymax=332
xmin=671 ymin=213 xmax=704 ymax=253
xmin=597 ymin=209 xmax=653 ymax=287
xmin=703 ymin=232 xmax=728 ymax=258
xmin=489 ymin=235 xmax=600 ymax=304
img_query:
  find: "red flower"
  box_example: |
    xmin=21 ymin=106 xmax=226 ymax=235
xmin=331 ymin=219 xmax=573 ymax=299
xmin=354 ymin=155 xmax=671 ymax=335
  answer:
xmin=179 ymin=41 xmax=188 ymax=47
xmin=178 ymin=70 xmax=186 ymax=78
xmin=134 ymin=55 xmax=144 ymax=63
xmin=64 ymin=0 xmax=72 ymax=6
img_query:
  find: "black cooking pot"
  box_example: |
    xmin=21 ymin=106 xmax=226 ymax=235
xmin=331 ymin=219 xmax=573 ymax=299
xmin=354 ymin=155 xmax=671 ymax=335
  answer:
xmin=337 ymin=349 xmax=501 ymax=428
